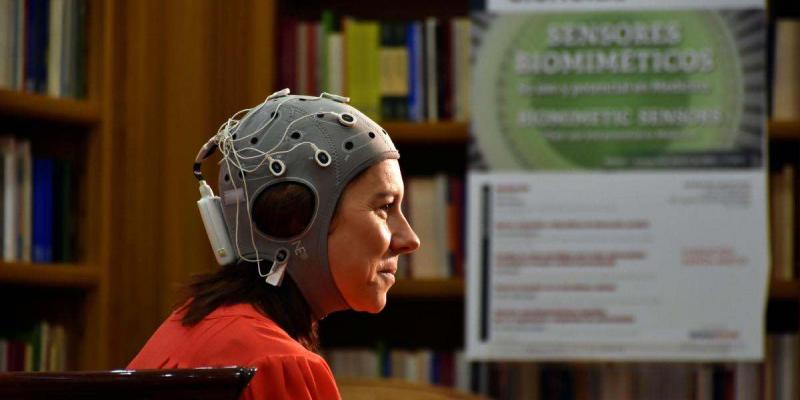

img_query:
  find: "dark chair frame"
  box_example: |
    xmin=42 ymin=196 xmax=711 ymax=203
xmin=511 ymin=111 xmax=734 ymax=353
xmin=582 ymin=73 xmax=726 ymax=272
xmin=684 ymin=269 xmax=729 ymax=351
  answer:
xmin=0 ymin=367 xmax=256 ymax=400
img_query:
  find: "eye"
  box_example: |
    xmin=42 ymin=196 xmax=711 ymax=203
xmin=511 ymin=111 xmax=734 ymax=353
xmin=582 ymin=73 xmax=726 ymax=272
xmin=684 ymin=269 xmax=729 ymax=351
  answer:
xmin=377 ymin=202 xmax=395 ymax=218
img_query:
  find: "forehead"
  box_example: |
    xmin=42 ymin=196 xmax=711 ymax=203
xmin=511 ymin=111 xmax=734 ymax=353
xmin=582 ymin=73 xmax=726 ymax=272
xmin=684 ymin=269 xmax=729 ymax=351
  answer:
xmin=352 ymin=160 xmax=403 ymax=193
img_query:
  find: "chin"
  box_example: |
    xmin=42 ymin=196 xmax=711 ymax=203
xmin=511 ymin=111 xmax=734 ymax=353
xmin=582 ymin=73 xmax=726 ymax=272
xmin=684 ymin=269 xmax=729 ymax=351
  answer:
xmin=355 ymin=296 xmax=388 ymax=314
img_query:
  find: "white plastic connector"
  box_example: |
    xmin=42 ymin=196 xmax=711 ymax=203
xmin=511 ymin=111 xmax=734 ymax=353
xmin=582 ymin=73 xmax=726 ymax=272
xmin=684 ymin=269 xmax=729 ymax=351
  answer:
xmin=269 ymin=159 xmax=286 ymax=176
xmin=267 ymin=88 xmax=291 ymax=100
xmin=321 ymin=92 xmax=350 ymax=103
xmin=197 ymin=180 xmax=236 ymax=265
xmin=264 ymin=262 xmax=287 ymax=286
xmin=315 ymin=149 xmax=331 ymax=167
xmin=337 ymin=112 xmax=357 ymax=127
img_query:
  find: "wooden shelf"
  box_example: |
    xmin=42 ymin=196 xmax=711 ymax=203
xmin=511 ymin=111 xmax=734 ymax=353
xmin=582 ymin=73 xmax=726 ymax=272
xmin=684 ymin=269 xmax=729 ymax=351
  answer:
xmin=390 ymin=278 xmax=464 ymax=298
xmin=382 ymin=121 xmax=469 ymax=143
xmin=770 ymin=280 xmax=800 ymax=300
xmin=0 ymin=89 xmax=100 ymax=126
xmin=768 ymin=120 xmax=800 ymax=140
xmin=0 ymin=262 xmax=100 ymax=289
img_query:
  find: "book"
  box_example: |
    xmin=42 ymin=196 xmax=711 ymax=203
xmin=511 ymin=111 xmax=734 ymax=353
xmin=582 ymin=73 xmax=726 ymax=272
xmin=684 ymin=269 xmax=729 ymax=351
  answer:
xmin=771 ymin=334 xmax=799 ymax=400
xmin=276 ymin=13 xmax=468 ymax=122
xmin=451 ymin=18 xmax=471 ymax=122
xmin=16 ymin=139 xmax=31 ymax=262
xmin=296 ymin=21 xmax=309 ymax=95
xmin=447 ymin=177 xmax=464 ymax=278
xmin=72 ymin=0 xmax=87 ymax=98
xmin=407 ymin=175 xmax=449 ymax=278
xmin=424 ymin=18 xmax=438 ymax=122
xmin=379 ymin=21 xmax=409 ymax=120
xmin=772 ymin=19 xmax=800 ymax=120
xmin=769 ymin=164 xmax=795 ymax=280
xmin=24 ymin=0 xmax=49 ymax=93
xmin=0 ymin=136 xmax=15 ymax=261
xmin=46 ymin=0 xmax=64 ymax=97
xmin=326 ymin=32 xmax=343 ymax=95
xmin=0 ymin=0 xmax=14 ymax=88
xmin=345 ymin=18 xmax=381 ymax=119
xmin=278 ymin=19 xmax=297 ymax=92
xmin=436 ymin=19 xmax=451 ymax=120
xmin=734 ymin=363 xmax=759 ymax=400
xmin=53 ymin=159 xmax=75 ymax=262
xmin=407 ymin=21 xmax=424 ymax=122
xmin=14 ymin=0 xmax=25 ymax=91
xmin=0 ymin=340 xmax=6 ymax=372
xmin=32 ymin=158 xmax=54 ymax=263
xmin=302 ymin=21 xmax=319 ymax=96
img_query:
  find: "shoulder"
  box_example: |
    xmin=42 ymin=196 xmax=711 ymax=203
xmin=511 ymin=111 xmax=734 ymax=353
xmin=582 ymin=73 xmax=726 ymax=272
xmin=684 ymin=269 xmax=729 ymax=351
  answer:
xmin=243 ymin=352 xmax=340 ymax=400
xmin=192 ymin=303 xmax=318 ymax=361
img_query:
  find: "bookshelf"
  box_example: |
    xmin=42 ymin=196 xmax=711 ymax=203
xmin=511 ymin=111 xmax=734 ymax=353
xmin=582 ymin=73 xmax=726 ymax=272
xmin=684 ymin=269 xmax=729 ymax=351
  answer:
xmin=382 ymin=121 xmax=469 ymax=143
xmin=770 ymin=280 xmax=800 ymax=300
xmin=91 ymin=1 xmax=799 ymax=395
xmin=277 ymin=2 xmax=800 ymax=398
xmin=0 ymin=0 xmax=113 ymax=372
xmin=390 ymin=278 xmax=464 ymax=298
xmin=0 ymin=263 xmax=99 ymax=289
xmin=0 ymin=90 xmax=100 ymax=125
xmin=769 ymin=119 xmax=800 ymax=140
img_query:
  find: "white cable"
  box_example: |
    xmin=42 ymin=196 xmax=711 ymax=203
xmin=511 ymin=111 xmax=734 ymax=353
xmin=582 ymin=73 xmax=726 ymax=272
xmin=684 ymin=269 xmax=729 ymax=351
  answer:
xmin=210 ymin=98 xmax=341 ymax=279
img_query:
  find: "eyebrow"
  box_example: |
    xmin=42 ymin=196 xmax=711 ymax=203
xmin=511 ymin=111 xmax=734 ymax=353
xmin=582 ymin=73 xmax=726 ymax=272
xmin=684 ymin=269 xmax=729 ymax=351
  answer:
xmin=371 ymin=190 xmax=398 ymax=200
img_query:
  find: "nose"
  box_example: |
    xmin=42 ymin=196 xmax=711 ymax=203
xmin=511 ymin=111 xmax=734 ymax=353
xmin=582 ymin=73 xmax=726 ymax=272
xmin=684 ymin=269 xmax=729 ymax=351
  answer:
xmin=391 ymin=213 xmax=420 ymax=255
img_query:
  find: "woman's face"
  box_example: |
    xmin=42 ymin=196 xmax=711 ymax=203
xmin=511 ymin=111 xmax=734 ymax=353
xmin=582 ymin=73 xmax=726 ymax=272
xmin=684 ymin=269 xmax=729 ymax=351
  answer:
xmin=328 ymin=159 xmax=420 ymax=313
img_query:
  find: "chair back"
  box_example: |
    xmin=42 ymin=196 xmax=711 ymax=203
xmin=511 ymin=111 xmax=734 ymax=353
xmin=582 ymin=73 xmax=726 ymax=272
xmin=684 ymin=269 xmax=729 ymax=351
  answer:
xmin=0 ymin=367 xmax=255 ymax=400
xmin=337 ymin=377 xmax=487 ymax=400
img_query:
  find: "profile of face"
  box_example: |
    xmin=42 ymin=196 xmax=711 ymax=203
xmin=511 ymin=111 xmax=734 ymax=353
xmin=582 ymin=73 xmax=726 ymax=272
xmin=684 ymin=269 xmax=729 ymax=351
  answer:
xmin=328 ymin=159 xmax=420 ymax=313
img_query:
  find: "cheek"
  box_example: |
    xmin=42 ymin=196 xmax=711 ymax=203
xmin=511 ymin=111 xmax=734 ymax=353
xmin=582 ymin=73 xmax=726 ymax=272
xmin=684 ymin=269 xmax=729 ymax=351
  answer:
xmin=337 ymin=217 xmax=391 ymax=260
xmin=328 ymin=218 xmax=391 ymax=291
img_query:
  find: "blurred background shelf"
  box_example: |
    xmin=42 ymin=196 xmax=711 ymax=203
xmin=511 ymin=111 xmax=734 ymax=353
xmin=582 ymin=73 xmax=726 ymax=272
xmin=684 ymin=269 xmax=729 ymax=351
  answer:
xmin=770 ymin=280 xmax=800 ymax=299
xmin=769 ymin=119 xmax=800 ymax=139
xmin=382 ymin=121 xmax=468 ymax=143
xmin=0 ymin=262 xmax=100 ymax=289
xmin=0 ymin=89 xmax=99 ymax=126
xmin=390 ymin=278 xmax=464 ymax=298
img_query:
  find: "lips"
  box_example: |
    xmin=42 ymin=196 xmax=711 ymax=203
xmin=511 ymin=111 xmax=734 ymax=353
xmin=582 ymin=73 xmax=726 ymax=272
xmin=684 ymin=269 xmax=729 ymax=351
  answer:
xmin=378 ymin=263 xmax=397 ymax=275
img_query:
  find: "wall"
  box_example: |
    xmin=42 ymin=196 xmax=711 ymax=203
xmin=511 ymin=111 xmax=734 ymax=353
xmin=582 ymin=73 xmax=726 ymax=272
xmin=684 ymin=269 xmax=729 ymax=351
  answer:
xmin=106 ymin=0 xmax=275 ymax=367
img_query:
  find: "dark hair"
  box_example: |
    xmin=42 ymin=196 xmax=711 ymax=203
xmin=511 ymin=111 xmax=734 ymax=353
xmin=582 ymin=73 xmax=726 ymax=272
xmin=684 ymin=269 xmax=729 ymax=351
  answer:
xmin=178 ymin=182 xmax=319 ymax=351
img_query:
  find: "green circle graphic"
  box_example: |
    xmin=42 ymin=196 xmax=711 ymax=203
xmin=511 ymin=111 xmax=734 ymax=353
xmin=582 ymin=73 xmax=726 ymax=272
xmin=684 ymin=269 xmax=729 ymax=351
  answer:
xmin=474 ymin=12 xmax=743 ymax=170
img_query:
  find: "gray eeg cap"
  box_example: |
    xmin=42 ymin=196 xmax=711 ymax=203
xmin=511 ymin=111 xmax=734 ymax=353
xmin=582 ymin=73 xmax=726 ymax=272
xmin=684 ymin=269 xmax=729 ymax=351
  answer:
xmin=217 ymin=90 xmax=399 ymax=319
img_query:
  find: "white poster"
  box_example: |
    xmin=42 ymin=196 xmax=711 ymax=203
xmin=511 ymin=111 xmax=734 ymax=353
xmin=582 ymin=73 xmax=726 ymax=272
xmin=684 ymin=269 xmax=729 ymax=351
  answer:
xmin=466 ymin=0 xmax=768 ymax=361
xmin=466 ymin=171 xmax=768 ymax=361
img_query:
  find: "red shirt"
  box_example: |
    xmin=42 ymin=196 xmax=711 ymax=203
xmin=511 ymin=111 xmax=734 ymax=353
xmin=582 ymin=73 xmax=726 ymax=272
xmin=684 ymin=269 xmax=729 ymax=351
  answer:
xmin=128 ymin=303 xmax=341 ymax=400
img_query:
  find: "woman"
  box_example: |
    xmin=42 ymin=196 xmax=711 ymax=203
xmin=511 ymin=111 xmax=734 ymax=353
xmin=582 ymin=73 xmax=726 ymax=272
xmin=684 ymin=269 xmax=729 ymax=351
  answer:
xmin=128 ymin=89 xmax=420 ymax=400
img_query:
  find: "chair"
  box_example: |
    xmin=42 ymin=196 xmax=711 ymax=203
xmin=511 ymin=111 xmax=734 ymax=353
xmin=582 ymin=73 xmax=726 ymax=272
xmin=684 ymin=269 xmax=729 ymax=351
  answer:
xmin=337 ymin=377 xmax=488 ymax=400
xmin=0 ymin=367 xmax=255 ymax=400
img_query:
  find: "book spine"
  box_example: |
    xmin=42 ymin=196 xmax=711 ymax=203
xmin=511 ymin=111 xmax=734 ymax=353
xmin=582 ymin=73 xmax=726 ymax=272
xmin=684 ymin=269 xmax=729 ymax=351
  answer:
xmin=278 ymin=19 xmax=297 ymax=91
xmin=2 ymin=137 xmax=16 ymax=261
xmin=296 ymin=21 xmax=308 ymax=95
xmin=0 ymin=0 xmax=13 ymax=88
xmin=326 ymin=33 xmax=343 ymax=95
xmin=16 ymin=0 xmax=26 ymax=91
xmin=46 ymin=0 xmax=63 ymax=97
xmin=32 ymin=158 xmax=53 ymax=263
xmin=406 ymin=22 xmax=422 ymax=122
xmin=24 ymin=0 xmax=48 ymax=93
xmin=424 ymin=17 xmax=438 ymax=122
xmin=772 ymin=20 xmax=800 ymax=120
xmin=73 ymin=0 xmax=86 ymax=98
xmin=16 ymin=139 xmax=31 ymax=262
